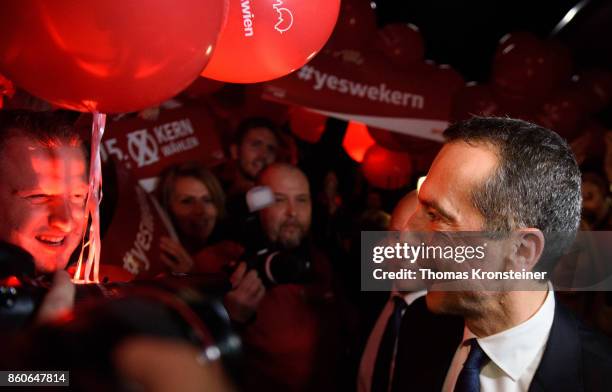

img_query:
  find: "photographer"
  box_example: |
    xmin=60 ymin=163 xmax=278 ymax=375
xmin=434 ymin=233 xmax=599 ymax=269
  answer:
xmin=0 ymin=111 xmax=239 ymax=391
xmin=236 ymin=163 xmax=342 ymax=391
xmin=0 ymin=110 xmax=88 ymax=323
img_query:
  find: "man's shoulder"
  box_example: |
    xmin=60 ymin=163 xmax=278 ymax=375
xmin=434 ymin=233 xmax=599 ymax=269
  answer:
xmin=575 ymin=312 xmax=612 ymax=380
xmin=533 ymin=301 xmax=612 ymax=391
xmin=557 ymin=303 xmax=612 ymax=363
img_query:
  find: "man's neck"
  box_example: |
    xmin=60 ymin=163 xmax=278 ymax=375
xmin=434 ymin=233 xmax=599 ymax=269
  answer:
xmin=465 ymin=285 xmax=549 ymax=337
xmin=229 ymin=172 xmax=254 ymax=196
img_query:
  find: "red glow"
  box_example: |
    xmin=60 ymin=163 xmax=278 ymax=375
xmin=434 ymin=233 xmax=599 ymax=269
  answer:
xmin=289 ymin=107 xmax=327 ymax=143
xmin=342 ymin=121 xmax=375 ymax=162
xmin=1 ymin=276 xmax=22 ymax=287
xmin=362 ymin=145 xmax=413 ymax=189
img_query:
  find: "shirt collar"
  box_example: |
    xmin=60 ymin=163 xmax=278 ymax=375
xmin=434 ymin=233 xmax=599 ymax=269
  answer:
xmin=390 ymin=289 xmax=427 ymax=306
xmin=463 ymin=283 xmax=555 ymax=381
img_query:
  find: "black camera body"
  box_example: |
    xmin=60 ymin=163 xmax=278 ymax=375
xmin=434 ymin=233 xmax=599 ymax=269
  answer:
xmin=0 ymin=241 xmax=241 ymax=386
xmin=244 ymin=246 xmax=314 ymax=287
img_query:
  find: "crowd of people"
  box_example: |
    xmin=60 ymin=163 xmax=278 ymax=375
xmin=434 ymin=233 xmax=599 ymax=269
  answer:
xmin=0 ymin=109 xmax=611 ymax=391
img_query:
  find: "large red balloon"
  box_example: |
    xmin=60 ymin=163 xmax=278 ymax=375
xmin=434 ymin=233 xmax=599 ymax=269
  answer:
xmin=574 ymin=69 xmax=612 ymax=113
xmin=376 ymin=23 xmax=425 ymax=67
xmin=289 ymin=106 xmax=327 ymax=143
xmin=0 ymin=0 xmax=225 ymax=113
xmin=452 ymin=83 xmax=501 ymax=121
xmin=0 ymin=73 xmax=15 ymax=109
xmin=362 ymin=145 xmax=413 ymax=190
xmin=433 ymin=64 xmax=465 ymax=95
xmin=534 ymin=88 xmax=586 ymax=140
xmin=342 ymin=121 xmax=375 ymax=163
xmin=202 ymin=0 xmax=341 ymax=83
xmin=328 ymin=0 xmax=377 ymax=49
xmin=547 ymin=40 xmax=573 ymax=87
xmin=492 ymin=32 xmax=559 ymax=105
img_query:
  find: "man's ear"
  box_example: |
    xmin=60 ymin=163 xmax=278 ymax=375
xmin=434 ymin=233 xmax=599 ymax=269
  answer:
xmin=230 ymin=144 xmax=238 ymax=160
xmin=512 ymin=228 xmax=545 ymax=271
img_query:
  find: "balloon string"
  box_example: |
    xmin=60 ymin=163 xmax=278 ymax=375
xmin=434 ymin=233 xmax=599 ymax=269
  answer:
xmin=73 ymin=112 xmax=105 ymax=284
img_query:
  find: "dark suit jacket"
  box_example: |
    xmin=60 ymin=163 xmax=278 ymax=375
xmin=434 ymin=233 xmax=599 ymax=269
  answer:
xmin=528 ymin=303 xmax=612 ymax=392
xmin=392 ymin=297 xmax=612 ymax=392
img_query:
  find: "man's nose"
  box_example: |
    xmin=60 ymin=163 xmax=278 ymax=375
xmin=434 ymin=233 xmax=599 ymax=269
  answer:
xmin=286 ymin=201 xmax=297 ymax=218
xmin=405 ymin=211 xmax=425 ymax=232
xmin=48 ymin=199 xmax=76 ymax=232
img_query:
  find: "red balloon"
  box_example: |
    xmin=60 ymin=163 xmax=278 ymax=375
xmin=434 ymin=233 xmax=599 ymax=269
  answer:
xmin=0 ymin=73 xmax=15 ymax=97
xmin=289 ymin=106 xmax=327 ymax=143
xmin=433 ymin=64 xmax=465 ymax=95
xmin=452 ymin=83 xmax=501 ymax=121
xmin=328 ymin=0 xmax=377 ymax=49
xmin=202 ymin=0 xmax=341 ymax=83
xmin=492 ymin=32 xmax=558 ymax=104
xmin=342 ymin=121 xmax=375 ymax=162
xmin=367 ymin=126 xmax=442 ymax=155
xmin=0 ymin=73 xmax=15 ymax=109
xmin=362 ymin=145 xmax=413 ymax=190
xmin=376 ymin=23 xmax=425 ymax=67
xmin=547 ymin=40 xmax=573 ymax=87
xmin=577 ymin=121 xmax=607 ymax=159
xmin=574 ymin=69 xmax=612 ymax=113
xmin=534 ymin=88 xmax=586 ymax=140
xmin=495 ymin=31 xmax=537 ymax=54
xmin=367 ymin=127 xmax=402 ymax=151
xmin=0 ymin=0 xmax=225 ymax=113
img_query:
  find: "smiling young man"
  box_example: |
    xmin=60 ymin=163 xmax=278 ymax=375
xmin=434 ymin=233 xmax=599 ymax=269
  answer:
xmin=228 ymin=117 xmax=280 ymax=196
xmin=0 ymin=110 xmax=88 ymax=275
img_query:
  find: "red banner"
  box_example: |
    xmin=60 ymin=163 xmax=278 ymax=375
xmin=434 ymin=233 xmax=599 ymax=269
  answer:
xmin=100 ymin=168 xmax=176 ymax=279
xmin=98 ymin=104 xmax=226 ymax=182
xmin=263 ymin=46 xmax=455 ymax=141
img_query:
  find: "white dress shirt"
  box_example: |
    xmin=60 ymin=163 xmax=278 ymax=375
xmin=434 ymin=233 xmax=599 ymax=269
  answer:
xmin=442 ymin=286 xmax=556 ymax=392
xmin=357 ymin=290 xmax=428 ymax=392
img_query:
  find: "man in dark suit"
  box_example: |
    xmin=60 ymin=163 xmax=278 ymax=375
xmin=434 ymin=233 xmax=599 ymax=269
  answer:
xmin=361 ymin=117 xmax=612 ymax=392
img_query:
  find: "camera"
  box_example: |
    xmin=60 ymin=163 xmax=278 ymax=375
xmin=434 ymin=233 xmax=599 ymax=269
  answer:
xmin=0 ymin=241 xmax=241 ymax=389
xmin=243 ymin=246 xmax=314 ymax=287
xmin=225 ymin=186 xmax=315 ymax=287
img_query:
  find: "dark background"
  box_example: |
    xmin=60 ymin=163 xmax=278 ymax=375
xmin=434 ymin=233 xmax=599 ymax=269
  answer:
xmin=375 ymin=0 xmax=612 ymax=81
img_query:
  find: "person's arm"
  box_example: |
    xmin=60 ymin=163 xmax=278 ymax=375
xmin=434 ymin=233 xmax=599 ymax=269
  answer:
xmin=160 ymin=236 xmax=195 ymax=273
xmin=223 ymin=262 xmax=265 ymax=324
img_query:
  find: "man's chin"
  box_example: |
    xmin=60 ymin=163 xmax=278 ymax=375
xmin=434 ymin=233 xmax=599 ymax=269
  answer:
xmin=34 ymin=258 xmax=70 ymax=275
xmin=278 ymin=235 xmax=302 ymax=250
xmin=32 ymin=247 xmax=73 ymax=274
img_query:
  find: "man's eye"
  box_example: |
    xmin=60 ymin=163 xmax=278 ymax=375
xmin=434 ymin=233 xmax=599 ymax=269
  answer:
xmin=26 ymin=194 xmax=51 ymax=204
xmin=71 ymin=194 xmax=87 ymax=205
xmin=427 ymin=211 xmax=440 ymax=221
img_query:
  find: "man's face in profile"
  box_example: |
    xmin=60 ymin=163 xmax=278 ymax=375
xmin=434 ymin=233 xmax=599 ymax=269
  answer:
xmin=0 ymin=135 xmax=88 ymax=274
xmin=405 ymin=141 xmax=501 ymax=315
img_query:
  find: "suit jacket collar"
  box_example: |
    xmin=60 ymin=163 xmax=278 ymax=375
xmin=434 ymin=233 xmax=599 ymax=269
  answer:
xmin=528 ymin=303 xmax=583 ymax=392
